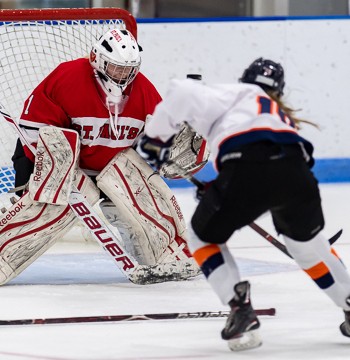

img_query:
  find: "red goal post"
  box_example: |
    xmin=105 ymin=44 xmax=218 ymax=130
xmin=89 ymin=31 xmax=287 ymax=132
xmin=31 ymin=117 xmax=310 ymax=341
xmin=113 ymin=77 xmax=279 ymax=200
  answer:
xmin=0 ymin=8 xmax=137 ymax=206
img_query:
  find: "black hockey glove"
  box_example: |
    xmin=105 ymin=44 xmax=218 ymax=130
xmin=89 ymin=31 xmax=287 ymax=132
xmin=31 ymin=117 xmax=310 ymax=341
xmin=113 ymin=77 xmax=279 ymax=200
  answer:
xmin=196 ymin=180 xmax=214 ymax=201
xmin=137 ymin=135 xmax=174 ymax=169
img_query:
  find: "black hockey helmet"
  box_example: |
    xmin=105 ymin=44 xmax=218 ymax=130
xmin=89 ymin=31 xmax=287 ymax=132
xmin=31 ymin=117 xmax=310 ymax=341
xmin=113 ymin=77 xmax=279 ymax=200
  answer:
xmin=239 ymin=57 xmax=285 ymax=96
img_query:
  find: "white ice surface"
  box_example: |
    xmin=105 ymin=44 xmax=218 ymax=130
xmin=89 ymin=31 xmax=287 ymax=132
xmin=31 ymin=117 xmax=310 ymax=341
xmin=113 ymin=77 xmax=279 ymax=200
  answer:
xmin=0 ymin=183 xmax=349 ymax=359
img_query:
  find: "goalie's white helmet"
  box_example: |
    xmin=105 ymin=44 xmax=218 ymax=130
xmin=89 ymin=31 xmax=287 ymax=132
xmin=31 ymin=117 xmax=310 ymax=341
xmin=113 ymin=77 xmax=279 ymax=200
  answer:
xmin=90 ymin=28 xmax=141 ymax=100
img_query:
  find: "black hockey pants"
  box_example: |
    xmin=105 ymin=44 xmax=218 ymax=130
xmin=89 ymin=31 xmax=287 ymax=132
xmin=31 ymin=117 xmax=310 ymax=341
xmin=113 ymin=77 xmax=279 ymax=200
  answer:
xmin=191 ymin=141 xmax=324 ymax=244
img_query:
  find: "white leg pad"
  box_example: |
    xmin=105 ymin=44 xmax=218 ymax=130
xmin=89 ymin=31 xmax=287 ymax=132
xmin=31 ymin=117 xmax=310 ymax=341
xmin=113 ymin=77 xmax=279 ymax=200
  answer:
xmin=0 ymin=170 xmax=99 ymax=285
xmin=97 ymin=148 xmax=191 ymax=265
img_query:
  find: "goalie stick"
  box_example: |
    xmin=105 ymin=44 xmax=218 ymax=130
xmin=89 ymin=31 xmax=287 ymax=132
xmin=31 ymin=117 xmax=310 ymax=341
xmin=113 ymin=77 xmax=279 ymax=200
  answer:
xmin=0 ymin=105 xmax=171 ymax=284
xmin=163 ymin=159 xmax=342 ymax=257
xmin=0 ymin=308 xmax=276 ymax=326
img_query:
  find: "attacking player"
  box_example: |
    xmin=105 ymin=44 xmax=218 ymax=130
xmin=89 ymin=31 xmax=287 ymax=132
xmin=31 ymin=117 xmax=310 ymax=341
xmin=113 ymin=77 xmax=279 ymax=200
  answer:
xmin=0 ymin=28 xmax=206 ymax=285
xmin=141 ymin=58 xmax=350 ymax=350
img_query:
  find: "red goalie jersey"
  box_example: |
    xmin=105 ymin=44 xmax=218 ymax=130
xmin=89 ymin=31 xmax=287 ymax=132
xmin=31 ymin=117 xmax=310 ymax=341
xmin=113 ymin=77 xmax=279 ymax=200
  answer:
xmin=19 ymin=58 xmax=162 ymax=175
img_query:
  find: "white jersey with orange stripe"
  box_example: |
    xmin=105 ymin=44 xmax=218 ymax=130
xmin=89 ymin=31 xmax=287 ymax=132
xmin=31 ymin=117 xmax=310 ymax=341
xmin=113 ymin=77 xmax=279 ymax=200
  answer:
xmin=145 ymin=79 xmax=313 ymax=170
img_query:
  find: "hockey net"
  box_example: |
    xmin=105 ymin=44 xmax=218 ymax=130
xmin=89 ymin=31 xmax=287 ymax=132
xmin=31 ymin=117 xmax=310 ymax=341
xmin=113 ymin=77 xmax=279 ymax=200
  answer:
xmin=0 ymin=8 xmax=137 ymax=208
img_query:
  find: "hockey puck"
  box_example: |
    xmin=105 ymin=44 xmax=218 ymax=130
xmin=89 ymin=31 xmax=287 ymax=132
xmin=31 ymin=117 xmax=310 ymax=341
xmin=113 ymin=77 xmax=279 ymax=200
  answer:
xmin=186 ymin=74 xmax=202 ymax=81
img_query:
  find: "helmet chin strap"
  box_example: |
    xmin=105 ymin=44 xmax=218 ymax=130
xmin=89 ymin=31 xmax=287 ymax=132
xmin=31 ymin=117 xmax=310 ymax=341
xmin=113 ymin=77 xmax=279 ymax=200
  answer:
xmin=107 ymin=95 xmax=129 ymax=139
xmin=108 ymin=110 xmax=118 ymax=139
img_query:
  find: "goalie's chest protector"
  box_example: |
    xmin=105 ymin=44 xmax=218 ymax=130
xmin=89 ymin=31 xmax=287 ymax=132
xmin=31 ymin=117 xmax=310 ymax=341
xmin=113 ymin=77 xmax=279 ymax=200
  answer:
xmin=21 ymin=59 xmax=161 ymax=173
xmin=67 ymin=66 xmax=158 ymax=172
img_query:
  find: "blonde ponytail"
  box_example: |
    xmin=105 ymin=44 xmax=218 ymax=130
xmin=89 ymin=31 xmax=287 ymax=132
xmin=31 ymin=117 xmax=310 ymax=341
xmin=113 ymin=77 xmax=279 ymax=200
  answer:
xmin=267 ymin=91 xmax=318 ymax=129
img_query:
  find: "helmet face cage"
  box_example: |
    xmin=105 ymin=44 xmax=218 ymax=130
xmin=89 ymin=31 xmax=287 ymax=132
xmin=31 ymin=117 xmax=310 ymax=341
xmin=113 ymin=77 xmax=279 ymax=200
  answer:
xmin=103 ymin=55 xmax=140 ymax=88
xmin=240 ymin=58 xmax=285 ymax=96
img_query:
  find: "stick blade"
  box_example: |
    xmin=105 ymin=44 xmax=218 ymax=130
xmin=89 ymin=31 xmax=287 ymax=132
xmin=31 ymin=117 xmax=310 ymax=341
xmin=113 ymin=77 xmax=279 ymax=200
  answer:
xmin=329 ymin=229 xmax=342 ymax=245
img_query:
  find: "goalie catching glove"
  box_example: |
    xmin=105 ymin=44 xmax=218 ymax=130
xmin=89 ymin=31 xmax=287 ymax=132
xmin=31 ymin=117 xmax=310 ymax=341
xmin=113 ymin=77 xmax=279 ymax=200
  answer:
xmin=138 ymin=122 xmax=210 ymax=179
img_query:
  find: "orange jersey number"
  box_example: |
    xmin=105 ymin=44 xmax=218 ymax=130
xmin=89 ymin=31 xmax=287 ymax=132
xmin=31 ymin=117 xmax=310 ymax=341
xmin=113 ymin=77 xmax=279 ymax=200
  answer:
xmin=257 ymin=96 xmax=296 ymax=128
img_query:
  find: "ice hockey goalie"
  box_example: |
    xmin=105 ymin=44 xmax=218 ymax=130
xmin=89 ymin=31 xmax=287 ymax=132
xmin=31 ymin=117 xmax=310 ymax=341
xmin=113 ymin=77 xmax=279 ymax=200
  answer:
xmin=0 ymin=126 xmax=200 ymax=285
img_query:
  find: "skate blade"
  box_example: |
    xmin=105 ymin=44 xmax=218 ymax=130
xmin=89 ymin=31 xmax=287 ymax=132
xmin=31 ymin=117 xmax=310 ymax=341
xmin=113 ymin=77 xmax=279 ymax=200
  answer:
xmin=227 ymin=329 xmax=262 ymax=351
xmin=340 ymin=322 xmax=350 ymax=337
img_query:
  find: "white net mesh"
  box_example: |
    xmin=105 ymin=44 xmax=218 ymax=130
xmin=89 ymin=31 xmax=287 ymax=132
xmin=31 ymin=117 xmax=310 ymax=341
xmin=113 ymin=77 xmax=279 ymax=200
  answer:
xmin=0 ymin=10 xmax=133 ymax=206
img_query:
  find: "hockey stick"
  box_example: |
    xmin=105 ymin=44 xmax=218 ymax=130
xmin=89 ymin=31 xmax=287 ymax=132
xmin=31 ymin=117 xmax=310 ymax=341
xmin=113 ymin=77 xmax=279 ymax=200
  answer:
xmin=250 ymin=222 xmax=342 ymax=258
xmin=164 ymin=159 xmax=342 ymax=257
xmin=0 ymin=308 xmax=276 ymax=326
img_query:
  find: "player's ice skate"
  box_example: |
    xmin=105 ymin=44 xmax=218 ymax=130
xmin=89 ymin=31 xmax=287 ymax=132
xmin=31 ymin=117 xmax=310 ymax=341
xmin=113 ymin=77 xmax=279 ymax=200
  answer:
xmin=221 ymin=281 xmax=262 ymax=351
xmin=340 ymin=311 xmax=350 ymax=337
xmin=340 ymin=297 xmax=350 ymax=337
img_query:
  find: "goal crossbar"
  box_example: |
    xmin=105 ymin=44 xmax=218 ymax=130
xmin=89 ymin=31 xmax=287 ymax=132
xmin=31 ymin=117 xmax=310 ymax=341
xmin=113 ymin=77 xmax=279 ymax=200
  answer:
xmin=0 ymin=8 xmax=137 ymax=38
